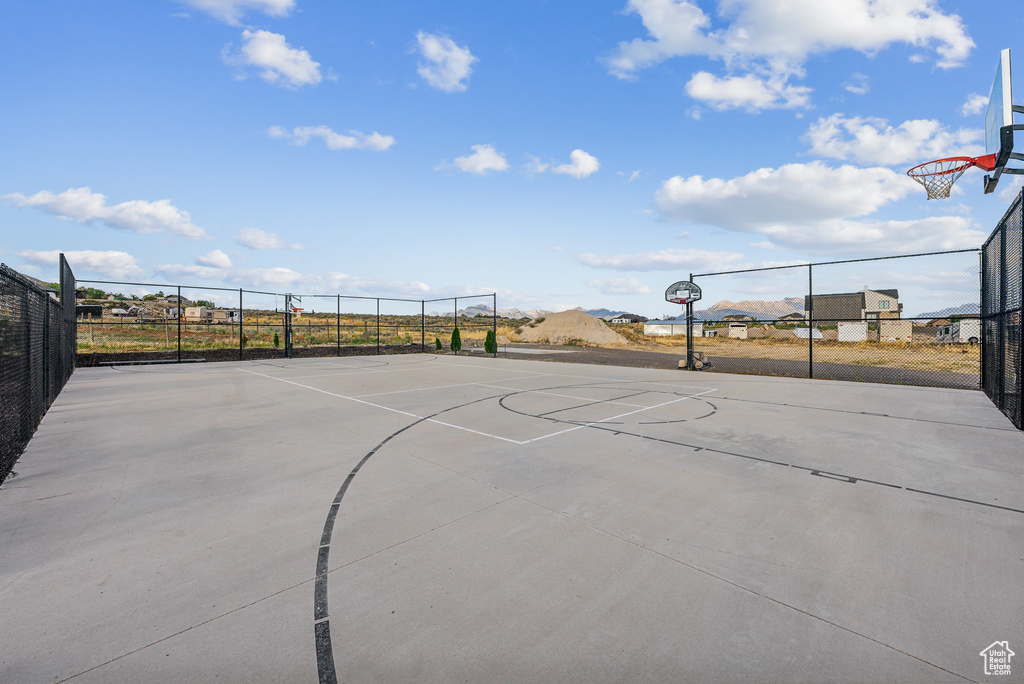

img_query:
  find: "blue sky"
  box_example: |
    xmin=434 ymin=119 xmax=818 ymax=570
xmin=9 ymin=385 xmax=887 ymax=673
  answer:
xmin=1 ymin=1 xmax=1020 ymax=318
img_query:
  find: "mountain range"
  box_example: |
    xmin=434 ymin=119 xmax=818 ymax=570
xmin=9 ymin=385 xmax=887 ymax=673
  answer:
xmin=430 ymin=305 xmax=630 ymax=320
xmin=691 ymin=297 xmax=804 ymax=321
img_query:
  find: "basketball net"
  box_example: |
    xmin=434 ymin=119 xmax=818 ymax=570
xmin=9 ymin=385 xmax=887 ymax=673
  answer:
xmin=907 ymin=154 xmax=997 ymax=200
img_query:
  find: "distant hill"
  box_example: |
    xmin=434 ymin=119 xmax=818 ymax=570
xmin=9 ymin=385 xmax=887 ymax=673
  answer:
xmin=916 ymin=303 xmax=981 ymax=318
xmin=576 ymin=307 xmax=630 ymax=320
xmin=429 ymin=304 xmax=552 ymax=319
xmin=693 ymin=297 xmax=804 ymax=321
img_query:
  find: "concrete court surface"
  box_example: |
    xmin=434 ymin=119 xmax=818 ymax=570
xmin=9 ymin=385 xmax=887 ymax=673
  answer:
xmin=1 ymin=354 xmax=1022 ymax=684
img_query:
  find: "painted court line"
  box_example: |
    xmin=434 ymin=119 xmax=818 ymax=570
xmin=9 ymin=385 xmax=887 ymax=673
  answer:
xmin=239 ymin=368 xmax=524 ymax=445
xmin=474 ymin=382 xmax=647 ymax=409
xmin=521 ymin=389 xmax=718 ymax=445
xmin=354 ymin=374 xmax=555 ymax=399
xmin=240 ymin=367 xmax=717 ymax=447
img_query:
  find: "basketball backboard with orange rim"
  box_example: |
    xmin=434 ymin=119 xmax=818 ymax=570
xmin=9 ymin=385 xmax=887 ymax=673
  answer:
xmin=665 ymin=280 xmax=701 ymax=305
xmin=983 ymin=48 xmax=1021 ymax=194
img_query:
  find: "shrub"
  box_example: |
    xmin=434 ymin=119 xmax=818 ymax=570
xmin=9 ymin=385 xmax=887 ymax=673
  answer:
xmin=533 ymin=316 xmax=545 ymax=324
xmin=484 ymin=330 xmax=497 ymax=354
xmin=241 ymin=334 xmax=248 ymax=348
xmin=450 ymin=327 xmax=462 ymax=353
xmin=435 ymin=337 xmax=442 ymax=350
xmin=273 ymin=332 xmax=280 ymax=347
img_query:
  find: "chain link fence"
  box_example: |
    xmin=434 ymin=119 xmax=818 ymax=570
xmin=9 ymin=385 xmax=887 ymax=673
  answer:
xmin=982 ymin=188 xmax=1023 ymax=429
xmin=72 ymin=280 xmax=498 ymax=365
xmin=1 ymin=255 xmax=76 ymax=482
xmin=688 ymin=249 xmax=981 ymax=390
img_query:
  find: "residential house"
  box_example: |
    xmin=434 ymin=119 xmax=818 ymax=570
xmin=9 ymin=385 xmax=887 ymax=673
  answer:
xmin=610 ymin=314 xmax=644 ymax=324
xmin=803 ymin=288 xmax=902 ymax=322
xmin=643 ymin=317 xmax=703 ymax=337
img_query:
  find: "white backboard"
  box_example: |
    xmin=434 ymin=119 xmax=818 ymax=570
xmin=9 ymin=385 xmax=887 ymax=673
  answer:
xmin=985 ymin=49 xmax=1013 ymax=157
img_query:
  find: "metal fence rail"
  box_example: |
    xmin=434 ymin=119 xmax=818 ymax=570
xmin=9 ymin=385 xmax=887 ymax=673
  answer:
xmin=982 ymin=188 xmax=1023 ymax=429
xmin=1 ymin=255 xmax=76 ymax=482
xmin=686 ymin=249 xmax=982 ymax=390
xmin=73 ymin=280 xmax=498 ymax=365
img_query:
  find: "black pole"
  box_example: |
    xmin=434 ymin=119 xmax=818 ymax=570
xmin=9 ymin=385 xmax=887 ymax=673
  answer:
xmin=454 ymin=297 xmax=457 ymax=354
xmin=177 ymin=285 xmax=182 ymax=363
xmin=421 ymin=300 xmax=425 ymax=352
xmin=238 ymin=288 xmax=243 ymax=361
xmin=685 ymin=273 xmax=693 ymax=370
xmin=979 ymin=250 xmax=986 ymax=392
xmin=492 ymin=293 xmax=497 ymax=357
xmin=376 ymin=298 xmax=380 ymax=355
xmin=808 ymin=265 xmax=813 ymax=379
xmin=336 ymin=295 xmax=341 ymax=357
xmin=43 ymin=294 xmax=50 ymax=407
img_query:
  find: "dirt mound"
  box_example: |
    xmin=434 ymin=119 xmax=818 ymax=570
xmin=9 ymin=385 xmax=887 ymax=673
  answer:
xmin=516 ymin=310 xmax=627 ymax=346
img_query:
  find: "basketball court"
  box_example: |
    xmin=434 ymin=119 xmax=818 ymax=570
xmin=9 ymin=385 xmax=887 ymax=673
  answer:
xmin=1 ymin=354 xmax=1022 ymax=683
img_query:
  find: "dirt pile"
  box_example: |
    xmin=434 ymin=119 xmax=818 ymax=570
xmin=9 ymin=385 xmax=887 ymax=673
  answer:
xmin=516 ymin=310 xmax=627 ymax=346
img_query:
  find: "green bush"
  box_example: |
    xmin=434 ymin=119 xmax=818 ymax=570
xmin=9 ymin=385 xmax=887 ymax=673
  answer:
xmin=435 ymin=337 xmax=442 ymax=350
xmin=273 ymin=332 xmax=280 ymax=347
xmin=484 ymin=330 xmax=497 ymax=354
xmin=450 ymin=327 xmax=462 ymax=353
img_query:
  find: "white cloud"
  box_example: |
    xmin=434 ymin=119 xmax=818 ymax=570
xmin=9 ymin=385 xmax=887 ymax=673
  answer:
xmin=3 ymin=187 xmax=208 ymax=240
xmin=998 ymin=176 xmax=1024 ymax=203
xmin=226 ymin=30 xmax=321 ymax=89
xmin=805 ymin=114 xmax=983 ymax=166
xmin=618 ymin=170 xmax=642 ymax=182
xmin=442 ymin=144 xmax=509 ymax=175
xmin=20 ymin=250 xmax=144 ymax=280
xmin=606 ymin=0 xmax=973 ymax=111
xmin=577 ymin=247 xmax=745 ymax=272
xmin=157 ymin=263 xmax=305 ymax=288
xmin=961 ymin=93 xmax=987 ymax=117
xmin=236 ymin=227 xmax=303 ymax=250
xmin=552 ymin=149 xmax=601 ymax=179
xmin=843 ymin=72 xmax=869 ymax=95
xmin=415 ymin=31 xmax=477 ymax=93
xmin=587 ymin=277 xmax=652 ymax=295
xmin=524 ymin=155 xmax=550 ymax=175
xmin=268 ymin=125 xmax=395 ymax=151
xmin=197 ymin=249 xmax=232 ymax=268
xmin=654 ymin=161 xmax=986 ymax=253
xmin=685 ymin=70 xmax=811 ymax=110
xmin=176 ymin=0 xmax=294 ymax=25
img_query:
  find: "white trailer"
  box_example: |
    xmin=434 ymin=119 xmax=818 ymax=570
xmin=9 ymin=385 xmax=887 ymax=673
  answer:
xmin=936 ymin=319 xmax=980 ymax=344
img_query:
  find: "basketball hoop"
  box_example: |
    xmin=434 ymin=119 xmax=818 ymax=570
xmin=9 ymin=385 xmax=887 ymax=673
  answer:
xmin=907 ymin=154 xmax=996 ymax=200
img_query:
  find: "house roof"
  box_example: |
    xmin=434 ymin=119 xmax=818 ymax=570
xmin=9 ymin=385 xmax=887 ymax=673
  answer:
xmin=646 ymin=317 xmax=689 ymax=325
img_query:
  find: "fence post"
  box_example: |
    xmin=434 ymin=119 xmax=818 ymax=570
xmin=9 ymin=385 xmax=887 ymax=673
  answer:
xmin=177 ymin=285 xmax=182 ymax=363
xmin=999 ymin=218 xmax=1007 ymax=410
xmin=43 ymin=294 xmax=51 ymax=407
xmin=376 ymin=298 xmax=380 ymax=355
xmin=979 ymin=250 xmax=986 ymax=392
xmin=421 ymin=300 xmax=425 ymax=352
xmin=337 ymin=295 xmax=341 ymax=357
xmin=492 ymin=293 xmax=497 ymax=357
xmin=687 ymin=272 xmax=694 ymax=371
xmin=238 ymin=288 xmax=243 ymax=361
xmin=807 ymin=265 xmax=813 ymax=379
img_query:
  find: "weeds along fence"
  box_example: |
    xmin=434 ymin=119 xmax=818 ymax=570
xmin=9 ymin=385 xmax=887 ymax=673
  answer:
xmin=1 ymin=255 xmax=76 ymax=482
xmin=982 ymin=188 xmax=1023 ymax=429
xmin=686 ymin=249 xmax=982 ymax=390
xmin=72 ymin=280 xmax=497 ymax=365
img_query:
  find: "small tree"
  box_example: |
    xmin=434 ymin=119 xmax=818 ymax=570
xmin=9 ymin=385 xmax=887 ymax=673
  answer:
xmin=273 ymin=332 xmax=280 ymax=347
xmin=484 ymin=329 xmax=497 ymax=354
xmin=450 ymin=327 xmax=462 ymax=354
xmin=435 ymin=337 xmax=442 ymax=350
